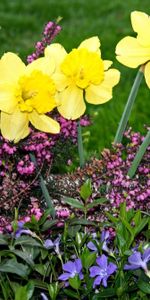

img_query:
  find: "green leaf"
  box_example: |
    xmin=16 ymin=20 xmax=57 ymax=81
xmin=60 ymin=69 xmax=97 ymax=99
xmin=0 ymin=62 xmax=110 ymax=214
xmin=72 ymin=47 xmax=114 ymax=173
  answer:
xmin=133 ymin=210 xmax=141 ymax=227
xmin=25 ymin=281 xmax=35 ymax=300
xmin=92 ymin=288 xmax=116 ymax=299
xmin=69 ymin=275 xmax=81 ymax=290
xmin=120 ymin=202 xmax=127 ymax=219
xmin=81 ymin=250 xmax=96 ymax=270
xmin=133 ymin=217 xmax=149 ymax=236
xmin=34 ymin=264 xmax=45 ymax=276
xmin=38 ymin=208 xmax=54 ymax=225
xmin=0 ymin=259 xmax=30 ymax=277
xmin=14 ymin=282 xmax=34 ymax=300
xmin=68 ymin=225 xmax=81 ymax=238
xmin=69 ymin=218 xmax=96 ymax=226
xmin=29 ymin=279 xmax=47 ymax=289
xmin=48 ymin=282 xmax=59 ymax=300
xmin=0 ymin=275 xmax=13 ymax=300
xmin=64 ymin=288 xmax=79 ymax=299
xmin=14 ymin=236 xmax=43 ymax=247
xmin=15 ymin=286 xmax=28 ymax=300
xmin=105 ymin=212 xmax=118 ymax=223
xmin=80 ymin=179 xmax=92 ymax=201
xmin=11 ymin=250 xmax=35 ymax=267
xmin=137 ymin=281 xmax=150 ymax=294
xmin=0 ymin=234 xmax=8 ymax=245
xmin=41 ymin=220 xmax=58 ymax=231
xmin=119 ymin=217 xmax=134 ymax=237
xmin=63 ymin=197 xmax=84 ymax=209
xmin=87 ymin=198 xmax=107 ymax=209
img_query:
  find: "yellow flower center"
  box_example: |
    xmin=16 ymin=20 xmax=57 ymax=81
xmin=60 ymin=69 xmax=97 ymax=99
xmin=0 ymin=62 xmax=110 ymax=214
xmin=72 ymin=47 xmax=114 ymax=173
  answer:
xmin=17 ymin=70 xmax=57 ymax=114
xmin=61 ymin=48 xmax=104 ymax=89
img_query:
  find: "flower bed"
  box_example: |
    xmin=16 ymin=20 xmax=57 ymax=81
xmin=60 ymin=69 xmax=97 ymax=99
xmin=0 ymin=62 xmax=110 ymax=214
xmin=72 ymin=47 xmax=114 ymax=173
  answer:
xmin=0 ymin=10 xmax=150 ymax=300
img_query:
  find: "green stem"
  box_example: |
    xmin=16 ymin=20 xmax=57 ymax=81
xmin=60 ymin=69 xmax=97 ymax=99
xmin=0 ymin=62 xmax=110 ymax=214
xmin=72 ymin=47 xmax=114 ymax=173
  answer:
xmin=29 ymin=153 xmax=55 ymax=219
xmin=114 ymin=69 xmax=143 ymax=144
xmin=77 ymin=121 xmax=85 ymax=167
xmin=128 ymin=130 xmax=150 ymax=178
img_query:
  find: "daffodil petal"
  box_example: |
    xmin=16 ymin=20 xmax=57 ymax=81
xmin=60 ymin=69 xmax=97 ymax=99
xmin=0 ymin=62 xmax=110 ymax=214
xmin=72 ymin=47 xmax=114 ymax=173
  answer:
xmin=86 ymin=69 xmax=120 ymax=104
xmin=29 ymin=110 xmax=60 ymax=134
xmin=0 ymin=52 xmax=25 ymax=83
xmin=44 ymin=44 xmax=67 ymax=70
xmin=116 ymin=36 xmax=150 ymax=68
xmin=131 ymin=11 xmax=150 ymax=46
xmin=78 ymin=36 xmax=101 ymax=55
xmin=104 ymin=60 xmax=113 ymax=70
xmin=26 ymin=57 xmax=55 ymax=76
xmin=1 ymin=109 xmax=29 ymax=142
xmin=144 ymin=61 xmax=150 ymax=88
xmin=52 ymin=73 xmax=69 ymax=91
xmin=0 ymin=83 xmax=18 ymax=113
xmin=57 ymin=86 xmax=85 ymax=120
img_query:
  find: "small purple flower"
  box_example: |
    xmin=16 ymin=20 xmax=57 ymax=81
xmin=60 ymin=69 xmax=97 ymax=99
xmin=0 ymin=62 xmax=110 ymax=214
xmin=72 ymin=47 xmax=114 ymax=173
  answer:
xmin=87 ymin=230 xmax=110 ymax=253
xmin=87 ymin=240 xmax=97 ymax=252
xmin=124 ymin=248 xmax=150 ymax=273
xmin=44 ymin=236 xmax=60 ymax=255
xmin=58 ymin=258 xmax=83 ymax=282
xmin=89 ymin=254 xmax=117 ymax=288
xmin=41 ymin=293 xmax=49 ymax=300
xmin=15 ymin=221 xmax=32 ymax=238
xmin=101 ymin=230 xmax=110 ymax=252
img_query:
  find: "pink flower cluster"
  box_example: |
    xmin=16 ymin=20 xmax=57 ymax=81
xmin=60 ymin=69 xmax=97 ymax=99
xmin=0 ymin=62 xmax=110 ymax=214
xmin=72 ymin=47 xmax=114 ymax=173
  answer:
xmin=91 ymin=128 xmax=150 ymax=211
xmin=0 ymin=113 xmax=90 ymax=232
xmin=27 ymin=21 xmax=61 ymax=63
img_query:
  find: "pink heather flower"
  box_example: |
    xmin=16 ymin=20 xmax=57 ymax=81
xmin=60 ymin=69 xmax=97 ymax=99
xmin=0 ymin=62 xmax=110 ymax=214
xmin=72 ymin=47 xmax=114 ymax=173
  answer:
xmin=57 ymin=209 xmax=70 ymax=218
xmin=27 ymin=21 xmax=61 ymax=63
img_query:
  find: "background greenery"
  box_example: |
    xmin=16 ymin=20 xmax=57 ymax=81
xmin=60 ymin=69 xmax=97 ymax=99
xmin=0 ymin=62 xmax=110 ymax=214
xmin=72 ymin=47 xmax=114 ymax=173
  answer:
xmin=0 ymin=0 xmax=150 ymax=155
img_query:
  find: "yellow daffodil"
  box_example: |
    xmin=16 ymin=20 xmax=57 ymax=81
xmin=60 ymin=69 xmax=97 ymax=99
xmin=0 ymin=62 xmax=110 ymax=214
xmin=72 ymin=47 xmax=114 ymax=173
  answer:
xmin=0 ymin=52 xmax=60 ymax=142
xmin=116 ymin=11 xmax=150 ymax=87
xmin=44 ymin=37 xmax=120 ymax=120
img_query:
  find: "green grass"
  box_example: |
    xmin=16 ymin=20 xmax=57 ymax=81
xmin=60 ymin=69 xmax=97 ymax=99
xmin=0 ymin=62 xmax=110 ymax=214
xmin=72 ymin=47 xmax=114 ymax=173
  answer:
xmin=0 ymin=0 xmax=150 ymax=155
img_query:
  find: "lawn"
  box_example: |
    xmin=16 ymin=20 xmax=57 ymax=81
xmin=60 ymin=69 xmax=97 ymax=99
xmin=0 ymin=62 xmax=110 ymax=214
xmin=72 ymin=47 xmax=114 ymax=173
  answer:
xmin=0 ymin=0 xmax=149 ymax=154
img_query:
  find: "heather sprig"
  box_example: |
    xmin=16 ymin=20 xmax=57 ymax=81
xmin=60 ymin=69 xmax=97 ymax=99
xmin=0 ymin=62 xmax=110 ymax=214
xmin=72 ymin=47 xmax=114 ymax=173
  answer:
xmin=27 ymin=21 xmax=61 ymax=63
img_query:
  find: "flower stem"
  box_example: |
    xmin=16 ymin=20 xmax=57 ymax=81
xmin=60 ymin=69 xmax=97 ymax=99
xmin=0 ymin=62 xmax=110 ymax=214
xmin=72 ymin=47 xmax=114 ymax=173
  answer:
xmin=29 ymin=153 xmax=55 ymax=219
xmin=128 ymin=130 xmax=150 ymax=178
xmin=114 ymin=68 xmax=143 ymax=144
xmin=77 ymin=120 xmax=85 ymax=168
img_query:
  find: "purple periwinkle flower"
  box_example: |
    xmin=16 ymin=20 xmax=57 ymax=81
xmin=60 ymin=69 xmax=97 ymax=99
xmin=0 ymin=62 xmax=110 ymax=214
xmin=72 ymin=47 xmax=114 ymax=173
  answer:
xmin=58 ymin=258 xmax=83 ymax=282
xmin=44 ymin=236 xmax=60 ymax=255
xmin=87 ymin=230 xmax=110 ymax=253
xmin=87 ymin=241 xmax=97 ymax=252
xmin=124 ymin=248 xmax=150 ymax=275
xmin=15 ymin=221 xmax=32 ymax=238
xmin=101 ymin=230 xmax=110 ymax=253
xmin=89 ymin=254 xmax=117 ymax=288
